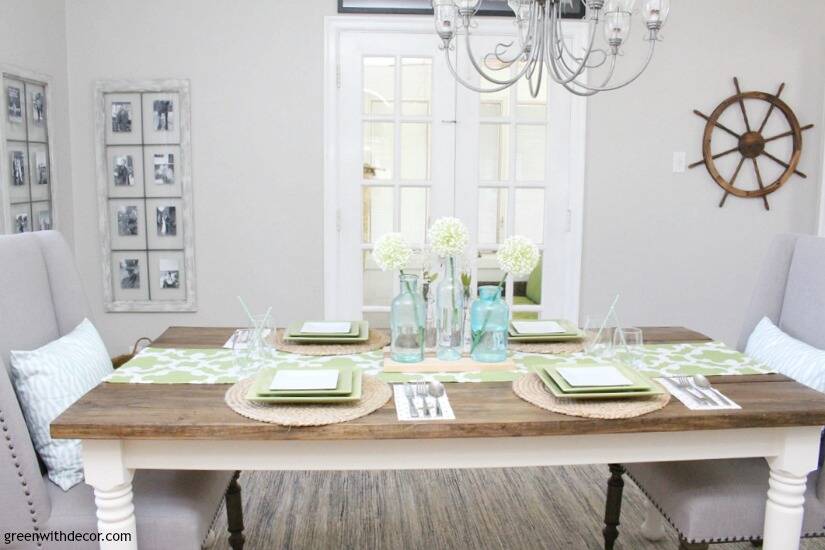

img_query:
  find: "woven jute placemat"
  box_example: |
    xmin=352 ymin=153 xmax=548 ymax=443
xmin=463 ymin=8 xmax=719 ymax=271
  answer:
xmin=512 ymin=373 xmax=670 ymax=419
xmin=272 ymin=329 xmax=390 ymax=356
xmin=508 ymin=340 xmax=585 ymax=354
xmin=224 ymin=375 xmax=392 ymax=427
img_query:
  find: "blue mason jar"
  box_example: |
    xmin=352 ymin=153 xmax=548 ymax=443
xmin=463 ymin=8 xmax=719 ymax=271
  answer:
xmin=435 ymin=257 xmax=464 ymax=361
xmin=470 ymin=285 xmax=509 ymax=362
xmin=390 ymin=274 xmax=425 ymax=363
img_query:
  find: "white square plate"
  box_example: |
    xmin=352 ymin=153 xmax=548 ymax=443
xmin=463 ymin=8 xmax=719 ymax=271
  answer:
xmin=300 ymin=322 xmax=352 ymax=334
xmin=270 ymin=369 xmax=340 ymax=391
xmin=556 ymin=366 xmax=633 ymax=388
xmin=511 ymin=321 xmax=567 ymax=335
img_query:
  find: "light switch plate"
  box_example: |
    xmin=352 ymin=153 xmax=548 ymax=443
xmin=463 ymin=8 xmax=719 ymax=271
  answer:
xmin=673 ymin=152 xmax=686 ymax=173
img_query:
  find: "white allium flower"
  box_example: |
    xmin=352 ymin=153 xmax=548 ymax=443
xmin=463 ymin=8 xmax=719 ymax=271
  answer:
xmin=428 ymin=217 xmax=469 ymax=258
xmin=497 ymin=235 xmax=540 ymax=278
xmin=373 ymin=233 xmax=412 ymax=272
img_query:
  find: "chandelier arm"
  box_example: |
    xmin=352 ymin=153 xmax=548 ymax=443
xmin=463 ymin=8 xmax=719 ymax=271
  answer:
xmin=464 ymin=28 xmax=530 ymax=86
xmin=543 ymin=2 xmax=601 ymax=86
xmin=566 ymin=39 xmax=656 ymax=93
xmin=443 ymin=46 xmax=522 ymax=94
xmin=554 ymin=55 xmax=618 ymax=97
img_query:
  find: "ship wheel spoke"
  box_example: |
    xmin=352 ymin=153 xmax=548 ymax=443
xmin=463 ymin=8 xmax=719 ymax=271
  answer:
xmin=694 ymin=110 xmax=741 ymax=139
xmin=762 ymin=151 xmax=807 ymax=179
xmin=752 ymin=158 xmax=770 ymax=211
xmin=764 ymin=124 xmax=814 ymax=144
xmin=733 ymin=77 xmax=752 ymax=132
xmin=688 ymin=146 xmax=739 ymax=169
xmin=757 ymin=83 xmax=785 ymax=134
xmin=720 ymin=156 xmax=746 ymax=207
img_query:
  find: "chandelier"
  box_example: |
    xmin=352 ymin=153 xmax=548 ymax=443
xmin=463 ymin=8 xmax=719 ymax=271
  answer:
xmin=431 ymin=0 xmax=670 ymax=96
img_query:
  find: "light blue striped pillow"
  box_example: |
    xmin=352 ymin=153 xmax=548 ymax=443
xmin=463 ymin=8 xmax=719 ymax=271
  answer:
xmin=746 ymin=317 xmax=825 ymax=393
xmin=9 ymin=319 xmax=113 ymax=490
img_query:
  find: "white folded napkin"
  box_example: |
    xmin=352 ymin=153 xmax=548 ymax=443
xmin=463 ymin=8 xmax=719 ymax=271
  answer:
xmin=223 ymin=329 xmax=272 ymax=350
xmin=656 ymin=377 xmax=741 ymax=410
xmin=393 ymin=384 xmax=456 ymax=421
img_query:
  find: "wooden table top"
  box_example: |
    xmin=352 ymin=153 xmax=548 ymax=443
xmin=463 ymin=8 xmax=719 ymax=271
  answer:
xmin=51 ymin=326 xmax=825 ymax=441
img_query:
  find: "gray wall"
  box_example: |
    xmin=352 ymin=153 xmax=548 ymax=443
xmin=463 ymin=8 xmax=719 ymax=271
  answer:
xmin=1 ymin=0 xmax=73 ymax=244
xmin=59 ymin=0 xmax=825 ymax=352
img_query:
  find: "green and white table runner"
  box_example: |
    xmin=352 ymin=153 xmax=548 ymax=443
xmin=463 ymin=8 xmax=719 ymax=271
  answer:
xmin=105 ymin=341 xmax=771 ymax=385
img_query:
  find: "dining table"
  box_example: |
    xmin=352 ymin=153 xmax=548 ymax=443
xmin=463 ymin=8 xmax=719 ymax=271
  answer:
xmin=51 ymin=326 xmax=825 ymax=550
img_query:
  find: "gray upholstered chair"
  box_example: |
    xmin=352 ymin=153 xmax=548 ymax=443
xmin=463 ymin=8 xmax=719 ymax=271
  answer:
xmin=0 ymin=231 xmax=245 ymax=549
xmin=602 ymin=234 xmax=825 ymax=550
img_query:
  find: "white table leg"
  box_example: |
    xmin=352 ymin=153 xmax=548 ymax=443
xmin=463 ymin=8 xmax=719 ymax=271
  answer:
xmin=82 ymin=440 xmax=138 ymax=550
xmin=762 ymin=427 xmax=821 ymax=550
xmin=640 ymin=502 xmax=666 ymax=541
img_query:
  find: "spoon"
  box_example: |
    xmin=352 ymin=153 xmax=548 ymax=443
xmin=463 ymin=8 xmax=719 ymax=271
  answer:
xmin=693 ymin=374 xmax=733 ymax=406
xmin=428 ymin=381 xmax=446 ymax=417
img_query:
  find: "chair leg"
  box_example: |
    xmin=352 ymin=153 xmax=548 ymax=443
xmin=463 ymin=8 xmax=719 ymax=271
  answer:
xmin=225 ymin=471 xmax=245 ymax=550
xmin=678 ymin=538 xmax=709 ymax=550
xmin=603 ymin=464 xmax=626 ymax=550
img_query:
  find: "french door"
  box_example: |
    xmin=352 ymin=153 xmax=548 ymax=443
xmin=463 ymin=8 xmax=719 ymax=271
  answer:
xmin=325 ymin=17 xmax=586 ymax=326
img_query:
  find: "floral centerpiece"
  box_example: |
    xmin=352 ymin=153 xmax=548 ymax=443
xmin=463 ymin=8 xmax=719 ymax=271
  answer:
xmin=428 ymin=217 xmax=470 ymax=360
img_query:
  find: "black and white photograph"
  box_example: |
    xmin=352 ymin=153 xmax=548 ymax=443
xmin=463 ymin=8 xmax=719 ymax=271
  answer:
xmin=156 ymin=206 xmax=177 ymax=236
xmin=153 ymin=153 xmax=175 ymax=184
xmin=36 ymin=209 xmax=51 ymax=231
xmin=153 ymin=99 xmax=173 ymax=131
xmin=35 ymin=152 xmax=48 ymax=185
xmin=119 ymin=258 xmax=140 ymax=289
xmin=14 ymin=213 xmax=28 ymax=233
xmin=31 ymin=91 xmax=45 ymax=125
xmin=117 ymin=205 xmax=139 ymax=236
xmin=11 ymin=151 xmax=25 ymax=186
xmin=159 ymin=258 xmax=180 ymax=289
xmin=111 ymin=101 xmax=132 ymax=133
xmin=113 ymin=155 xmax=135 ymax=186
xmin=7 ymin=85 xmax=22 ymax=123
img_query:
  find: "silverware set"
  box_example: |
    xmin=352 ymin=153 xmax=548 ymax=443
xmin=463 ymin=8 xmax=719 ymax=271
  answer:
xmin=403 ymin=381 xmax=446 ymax=418
xmin=669 ymin=374 xmax=733 ymax=407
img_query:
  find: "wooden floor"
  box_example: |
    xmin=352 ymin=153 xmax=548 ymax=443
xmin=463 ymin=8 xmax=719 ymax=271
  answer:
xmin=208 ymin=466 xmax=825 ymax=550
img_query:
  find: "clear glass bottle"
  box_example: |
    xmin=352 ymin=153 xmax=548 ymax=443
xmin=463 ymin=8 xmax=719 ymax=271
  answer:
xmin=436 ymin=257 xmax=464 ymax=361
xmin=390 ymin=274 xmax=425 ymax=363
xmin=470 ymin=285 xmax=509 ymax=362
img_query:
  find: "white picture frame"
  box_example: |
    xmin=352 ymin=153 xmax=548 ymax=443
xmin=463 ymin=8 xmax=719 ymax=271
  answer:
xmin=105 ymin=92 xmax=143 ymax=146
xmin=142 ymin=92 xmax=180 ymax=145
xmin=108 ymin=199 xmax=146 ymax=251
xmin=107 ymin=145 xmax=145 ymax=198
xmin=95 ymin=79 xmax=195 ymax=312
xmin=26 ymin=82 xmax=47 ymax=143
xmin=4 ymin=78 xmax=27 ymax=141
xmin=29 ymin=142 xmax=49 ymax=201
xmin=148 ymin=250 xmax=187 ymax=302
xmin=111 ymin=251 xmax=150 ymax=302
xmin=31 ymin=201 xmax=51 ymax=231
xmin=0 ymin=66 xmax=58 ymax=235
xmin=9 ymin=202 xmax=30 ymax=233
xmin=7 ymin=144 xmax=29 ymax=203
xmin=143 ymin=145 xmax=182 ymax=197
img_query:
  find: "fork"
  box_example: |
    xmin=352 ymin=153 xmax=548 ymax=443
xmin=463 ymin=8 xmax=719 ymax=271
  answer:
xmin=403 ymin=383 xmax=419 ymax=419
xmin=672 ymin=376 xmax=713 ymax=406
xmin=416 ymin=382 xmax=431 ymax=417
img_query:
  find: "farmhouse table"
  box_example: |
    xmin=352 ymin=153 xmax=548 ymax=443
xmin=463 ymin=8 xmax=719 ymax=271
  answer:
xmin=52 ymin=326 xmax=825 ymax=550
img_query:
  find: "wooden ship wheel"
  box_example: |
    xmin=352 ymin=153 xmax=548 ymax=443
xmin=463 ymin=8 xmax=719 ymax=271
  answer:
xmin=689 ymin=77 xmax=814 ymax=210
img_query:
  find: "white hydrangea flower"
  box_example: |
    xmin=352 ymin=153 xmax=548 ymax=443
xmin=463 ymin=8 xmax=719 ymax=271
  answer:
xmin=373 ymin=233 xmax=412 ymax=272
xmin=497 ymin=235 xmax=540 ymax=278
xmin=428 ymin=217 xmax=469 ymax=258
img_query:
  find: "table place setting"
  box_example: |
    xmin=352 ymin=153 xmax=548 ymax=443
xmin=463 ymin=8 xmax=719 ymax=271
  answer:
xmin=273 ymin=319 xmax=390 ymax=356
xmin=656 ymin=375 xmax=741 ymax=410
xmin=392 ymin=381 xmax=456 ymax=421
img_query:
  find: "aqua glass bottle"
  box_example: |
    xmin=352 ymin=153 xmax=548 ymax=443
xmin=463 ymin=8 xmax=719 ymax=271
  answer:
xmin=390 ymin=274 xmax=425 ymax=363
xmin=435 ymin=257 xmax=464 ymax=361
xmin=470 ymin=285 xmax=509 ymax=362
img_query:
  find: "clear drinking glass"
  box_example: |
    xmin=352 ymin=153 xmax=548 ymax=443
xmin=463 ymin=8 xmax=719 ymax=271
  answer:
xmin=391 ymin=274 xmax=425 ymax=363
xmin=583 ymin=314 xmax=615 ymax=358
xmin=436 ymin=257 xmax=465 ymax=361
xmin=614 ymin=327 xmax=644 ymax=367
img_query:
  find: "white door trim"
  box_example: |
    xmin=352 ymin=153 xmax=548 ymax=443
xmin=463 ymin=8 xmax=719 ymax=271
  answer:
xmin=323 ymin=15 xmax=588 ymax=320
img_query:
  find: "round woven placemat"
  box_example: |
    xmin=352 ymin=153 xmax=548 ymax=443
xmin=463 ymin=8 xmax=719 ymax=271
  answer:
xmin=224 ymin=375 xmax=392 ymax=427
xmin=508 ymin=340 xmax=585 ymax=354
xmin=272 ymin=329 xmax=390 ymax=356
xmin=512 ymin=373 xmax=670 ymax=419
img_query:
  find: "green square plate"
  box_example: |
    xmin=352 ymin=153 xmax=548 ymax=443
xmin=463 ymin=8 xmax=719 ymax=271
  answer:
xmin=286 ymin=321 xmax=361 ymax=338
xmin=283 ymin=321 xmax=370 ymax=344
xmin=252 ymin=365 xmax=354 ymax=396
xmin=246 ymin=368 xmax=363 ymax=403
xmin=509 ymin=319 xmax=581 ymax=338
xmin=533 ymin=366 xmax=663 ymax=400
xmin=544 ymin=362 xmax=651 ymax=394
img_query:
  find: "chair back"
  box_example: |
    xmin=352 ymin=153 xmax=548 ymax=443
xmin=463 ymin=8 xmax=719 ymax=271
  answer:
xmin=738 ymin=234 xmax=825 ymax=351
xmin=0 ymin=231 xmax=90 ymax=531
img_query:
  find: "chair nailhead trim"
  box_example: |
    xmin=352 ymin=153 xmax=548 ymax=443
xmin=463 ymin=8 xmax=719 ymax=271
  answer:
xmin=0 ymin=407 xmax=40 ymax=533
